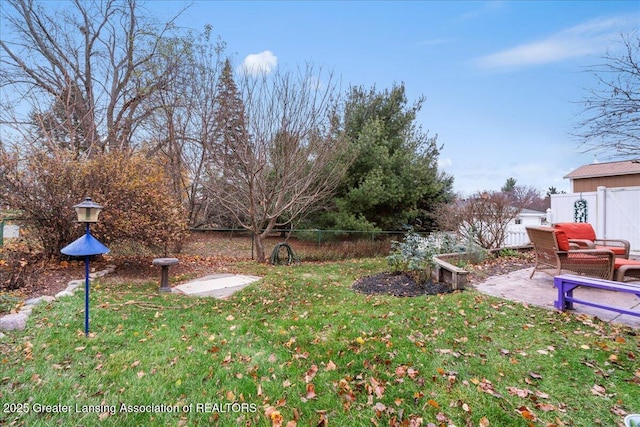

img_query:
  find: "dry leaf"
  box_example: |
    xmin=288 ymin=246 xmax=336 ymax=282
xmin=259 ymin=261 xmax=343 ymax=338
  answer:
xmin=304 ymin=365 xmax=318 ymax=383
xmin=305 ymin=383 xmax=317 ymax=399
xmin=591 ymin=384 xmax=606 ymax=396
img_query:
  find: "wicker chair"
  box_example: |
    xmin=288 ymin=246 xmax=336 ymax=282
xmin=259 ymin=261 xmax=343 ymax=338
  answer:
xmin=553 ymin=222 xmax=630 ymax=259
xmin=526 ymin=226 xmax=615 ymax=280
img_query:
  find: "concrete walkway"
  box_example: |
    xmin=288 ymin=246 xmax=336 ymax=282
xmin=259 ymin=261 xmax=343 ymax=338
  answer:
xmin=173 ymin=274 xmax=261 ymax=298
xmin=475 ymin=268 xmax=640 ymax=328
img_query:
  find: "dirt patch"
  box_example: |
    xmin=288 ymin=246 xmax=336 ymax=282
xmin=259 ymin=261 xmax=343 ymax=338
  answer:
xmin=465 ymin=253 xmax=535 ymax=284
xmin=0 ymin=232 xmax=249 ymax=309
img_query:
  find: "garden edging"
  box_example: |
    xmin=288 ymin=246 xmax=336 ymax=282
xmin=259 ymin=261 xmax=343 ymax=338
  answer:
xmin=0 ymin=264 xmax=116 ymax=334
xmin=433 ymin=253 xmax=468 ymax=290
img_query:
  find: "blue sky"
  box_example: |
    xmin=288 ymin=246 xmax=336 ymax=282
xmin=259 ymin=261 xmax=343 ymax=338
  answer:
xmin=150 ymin=0 xmax=639 ymax=196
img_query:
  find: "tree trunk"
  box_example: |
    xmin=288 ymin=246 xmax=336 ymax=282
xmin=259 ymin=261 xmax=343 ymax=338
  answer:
xmin=254 ymin=232 xmax=266 ymax=263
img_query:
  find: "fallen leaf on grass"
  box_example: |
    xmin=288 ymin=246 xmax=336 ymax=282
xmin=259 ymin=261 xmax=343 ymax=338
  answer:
xmin=507 ymin=386 xmax=531 ymax=398
xmin=534 ymin=390 xmax=550 ymax=399
xmin=535 ymin=402 xmax=555 ymax=411
xmin=265 ymin=407 xmax=283 ymax=427
xmin=305 ymin=383 xmax=317 ymax=400
xmin=316 ymin=410 xmax=328 ymax=426
xmin=477 ymin=378 xmax=503 ymax=398
xmin=516 ymin=406 xmax=536 ymax=421
xmin=529 ymin=371 xmax=543 ymax=380
xmin=304 ymin=364 xmax=318 ymax=383
xmin=373 ymin=402 xmax=386 ymax=415
xmin=591 ymin=384 xmax=607 ymax=396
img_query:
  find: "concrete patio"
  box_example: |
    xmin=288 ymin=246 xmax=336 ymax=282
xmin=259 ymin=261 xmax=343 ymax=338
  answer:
xmin=474 ymin=267 xmax=640 ymax=328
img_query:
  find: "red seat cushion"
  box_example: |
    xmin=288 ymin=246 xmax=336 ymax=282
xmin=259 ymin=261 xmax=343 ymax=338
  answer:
xmin=597 ymin=245 xmax=627 ymax=256
xmin=555 ymin=223 xmax=596 ymax=241
xmin=614 ymin=258 xmax=640 ymax=269
xmin=554 ymin=230 xmax=570 ymax=251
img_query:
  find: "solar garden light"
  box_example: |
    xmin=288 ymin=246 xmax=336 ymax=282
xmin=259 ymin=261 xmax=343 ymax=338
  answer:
xmin=61 ymin=197 xmax=110 ymax=336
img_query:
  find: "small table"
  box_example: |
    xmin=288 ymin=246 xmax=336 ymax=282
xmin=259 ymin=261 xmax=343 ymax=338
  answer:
xmin=152 ymin=258 xmax=179 ymax=292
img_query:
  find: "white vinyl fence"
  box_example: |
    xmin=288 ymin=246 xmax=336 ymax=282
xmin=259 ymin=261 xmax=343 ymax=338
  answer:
xmin=549 ymin=186 xmax=640 ymax=255
xmin=504 ymin=225 xmax=530 ymax=247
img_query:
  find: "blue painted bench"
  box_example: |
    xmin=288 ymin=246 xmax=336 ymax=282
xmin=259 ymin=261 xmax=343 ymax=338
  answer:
xmin=553 ymin=274 xmax=640 ymax=317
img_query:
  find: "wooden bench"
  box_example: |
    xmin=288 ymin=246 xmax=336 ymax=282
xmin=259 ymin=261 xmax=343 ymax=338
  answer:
xmin=553 ymin=274 xmax=640 ymax=317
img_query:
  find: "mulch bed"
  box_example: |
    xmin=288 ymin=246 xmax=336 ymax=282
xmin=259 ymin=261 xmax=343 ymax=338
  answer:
xmin=352 ymin=253 xmax=536 ymax=297
xmin=352 ymin=272 xmax=453 ymax=297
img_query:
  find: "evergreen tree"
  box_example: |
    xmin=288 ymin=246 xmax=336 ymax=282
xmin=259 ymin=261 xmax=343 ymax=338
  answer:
xmin=501 ymin=177 xmax=517 ymax=193
xmin=317 ymin=83 xmax=453 ymax=231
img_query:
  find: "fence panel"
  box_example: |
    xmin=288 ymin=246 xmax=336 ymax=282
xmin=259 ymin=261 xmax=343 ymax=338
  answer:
xmin=551 ymin=186 xmax=640 ymax=254
xmin=605 ymin=187 xmax=640 ymax=253
xmin=549 ymin=192 xmax=597 ymax=224
xmin=504 ymin=225 xmax=529 ymax=247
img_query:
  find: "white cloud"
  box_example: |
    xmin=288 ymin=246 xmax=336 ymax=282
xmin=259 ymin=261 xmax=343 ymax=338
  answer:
xmin=240 ymin=50 xmax=278 ymax=76
xmin=475 ymin=15 xmax=638 ymax=70
xmin=438 ymin=157 xmax=453 ymax=169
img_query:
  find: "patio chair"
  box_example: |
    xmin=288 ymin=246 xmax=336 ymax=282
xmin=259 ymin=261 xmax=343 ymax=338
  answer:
xmin=526 ymin=226 xmax=615 ymax=280
xmin=553 ymin=222 xmax=630 ymax=259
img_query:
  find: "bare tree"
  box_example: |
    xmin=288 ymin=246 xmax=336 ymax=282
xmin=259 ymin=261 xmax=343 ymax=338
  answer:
xmin=141 ymin=25 xmax=227 ymax=227
xmin=0 ymin=0 xmax=184 ymax=153
xmin=439 ymin=189 xmax=536 ymax=249
xmin=206 ymin=64 xmax=351 ymax=262
xmin=575 ymin=32 xmax=640 ymax=157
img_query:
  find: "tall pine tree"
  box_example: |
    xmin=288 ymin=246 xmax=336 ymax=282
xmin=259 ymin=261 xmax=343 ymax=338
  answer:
xmin=316 ymin=83 xmax=453 ymax=231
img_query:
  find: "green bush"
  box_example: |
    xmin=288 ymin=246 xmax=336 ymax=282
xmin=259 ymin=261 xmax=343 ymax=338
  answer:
xmin=497 ymin=247 xmax=521 ymax=258
xmin=386 ymin=230 xmax=438 ymax=283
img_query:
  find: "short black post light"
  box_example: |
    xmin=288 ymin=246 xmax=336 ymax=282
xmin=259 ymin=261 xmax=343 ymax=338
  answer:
xmin=61 ymin=197 xmax=110 ymax=336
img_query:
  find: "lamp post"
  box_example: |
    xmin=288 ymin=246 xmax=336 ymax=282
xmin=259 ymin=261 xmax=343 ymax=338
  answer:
xmin=61 ymin=197 xmax=110 ymax=336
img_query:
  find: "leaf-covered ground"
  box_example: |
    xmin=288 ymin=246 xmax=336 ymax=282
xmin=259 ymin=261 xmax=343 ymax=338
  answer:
xmin=1 ymin=255 xmax=638 ymax=427
xmin=2 ymin=233 xmax=534 ymax=308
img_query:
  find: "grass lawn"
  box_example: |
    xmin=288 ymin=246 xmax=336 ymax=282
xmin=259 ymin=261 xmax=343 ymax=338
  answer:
xmin=0 ymin=258 xmax=638 ymax=426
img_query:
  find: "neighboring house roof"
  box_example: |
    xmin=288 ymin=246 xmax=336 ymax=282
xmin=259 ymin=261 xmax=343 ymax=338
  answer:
xmin=564 ymin=159 xmax=640 ymax=179
xmin=519 ymin=208 xmax=546 ymax=215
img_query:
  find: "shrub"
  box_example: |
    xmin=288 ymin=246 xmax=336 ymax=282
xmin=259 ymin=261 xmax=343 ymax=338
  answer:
xmin=386 ymin=230 xmax=438 ymax=283
xmin=498 ymin=248 xmax=520 ymax=258
xmin=0 ymin=149 xmax=187 ymax=257
xmin=87 ymin=152 xmax=188 ymax=254
xmin=461 ymin=234 xmax=488 ymax=264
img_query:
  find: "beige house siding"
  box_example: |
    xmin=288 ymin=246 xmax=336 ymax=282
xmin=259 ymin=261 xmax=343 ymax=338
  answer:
xmin=571 ymin=174 xmax=640 ymax=192
xmin=565 ymin=160 xmax=640 ymax=192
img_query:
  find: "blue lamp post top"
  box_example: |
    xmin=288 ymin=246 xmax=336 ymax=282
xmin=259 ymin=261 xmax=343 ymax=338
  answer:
xmin=61 ymin=197 xmax=110 ymax=257
xmin=61 ymin=232 xmax=110 ymax=256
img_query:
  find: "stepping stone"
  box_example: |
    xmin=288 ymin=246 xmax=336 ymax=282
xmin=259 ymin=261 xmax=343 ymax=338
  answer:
xmin=174 ymin=274 xmax=261 ymax=298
